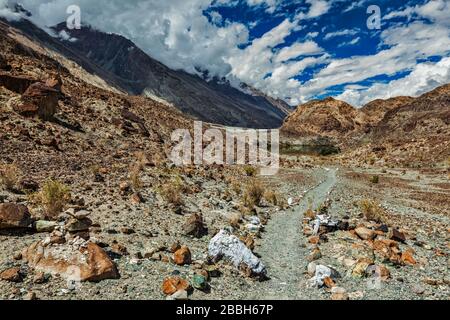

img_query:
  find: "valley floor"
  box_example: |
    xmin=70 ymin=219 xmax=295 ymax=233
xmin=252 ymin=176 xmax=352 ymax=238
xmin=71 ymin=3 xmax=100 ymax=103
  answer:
xmin=0 ymin=160 xmax=449 ymax=300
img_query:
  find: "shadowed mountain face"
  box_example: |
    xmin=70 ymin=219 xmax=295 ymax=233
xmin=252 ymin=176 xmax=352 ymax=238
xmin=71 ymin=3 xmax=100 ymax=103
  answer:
xmin=48 ymin=24 xmax=291 ymax=129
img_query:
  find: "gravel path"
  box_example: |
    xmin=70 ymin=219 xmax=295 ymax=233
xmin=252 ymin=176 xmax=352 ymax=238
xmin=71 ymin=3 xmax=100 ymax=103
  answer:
xmin=245 ymin=168 xmax=337 ymax=300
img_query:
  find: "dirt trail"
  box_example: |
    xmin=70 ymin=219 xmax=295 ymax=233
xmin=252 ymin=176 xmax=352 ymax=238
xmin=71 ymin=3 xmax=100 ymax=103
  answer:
xmin=245 ymin=168 xmax=337 ymax=300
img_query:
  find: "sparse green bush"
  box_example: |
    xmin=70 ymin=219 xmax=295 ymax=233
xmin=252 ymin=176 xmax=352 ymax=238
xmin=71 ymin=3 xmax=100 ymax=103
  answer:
xmin=30 ymin=180 xmax=71 ymax=218
xmin=243 ymin=165 xmax=257 ymax=177
xmin=359 ymin=199 xmax=385 ymax=223
xmin=242 ymin=179 xmax=265 ymax=208
xmin=159 ymin=176 xmax=185 ymax=206
xmin=370 ymin=175 xmax=379 ymax=184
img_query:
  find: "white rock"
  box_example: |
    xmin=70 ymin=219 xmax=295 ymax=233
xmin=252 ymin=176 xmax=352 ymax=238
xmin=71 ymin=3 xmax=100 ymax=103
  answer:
xmin=307 ymin=262 xmax=317 ymax=276
xmin=309 ymin=265 xmax=339 ymax=287
xmin=208 ymin=229 xmax=266 ymax=276
xmin=167 ymin=289 xmax=188 ymax=300
xmin=287 ymin=198 xmax=293 ymax=206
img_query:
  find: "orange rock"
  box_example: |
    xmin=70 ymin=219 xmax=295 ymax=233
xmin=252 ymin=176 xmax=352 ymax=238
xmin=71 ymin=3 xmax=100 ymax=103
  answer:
xmin=0 ymin=203 xmax=33 ymax=229
xmin=0 ymin=267 xmax=22 ymax=282
xmin=401 ymin=249 xmax=417 ymax=265
xmin=323 ymin=276 xmax=336 ymax=288
xmin=22 ymin=241 xmax=119 ymax=282
xmin=173 ymin=246 xmax=192 ymax=265
xmin=308 ymin=236 xmax=320 ymax=245
xmin=162 ymin=276 xmax=190 ymax=295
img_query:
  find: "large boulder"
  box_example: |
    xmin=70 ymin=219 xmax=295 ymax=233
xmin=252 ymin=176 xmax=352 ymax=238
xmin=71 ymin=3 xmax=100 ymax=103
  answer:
xmin=13 ymin=82 xmax=60 ymax=120
xmin=0 ymin=55 xmax=11 ymax=71
xmin=0 ymin=203 xmax=33 ymax=229
xmin=0 ymin=73 xmax=35 ymax=94
xmin=22 ymin=239 xmax=119 ymax=282
xmin=208 ymin=229 xmax=266 ymax=277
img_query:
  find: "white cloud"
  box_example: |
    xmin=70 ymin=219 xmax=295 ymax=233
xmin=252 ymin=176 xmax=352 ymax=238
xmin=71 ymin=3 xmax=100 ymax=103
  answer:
xmin=274 ymin=41 xmax=323 ymax=63
xmin=336 ymin=57 xmax=450 ymax=107
xmin=323 ymin=28 xmax=359 ymax=40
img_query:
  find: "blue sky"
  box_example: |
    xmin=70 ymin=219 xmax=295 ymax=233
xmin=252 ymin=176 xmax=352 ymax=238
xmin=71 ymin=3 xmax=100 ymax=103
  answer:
xmin=1 ymin=0 xmax=449 ymax=106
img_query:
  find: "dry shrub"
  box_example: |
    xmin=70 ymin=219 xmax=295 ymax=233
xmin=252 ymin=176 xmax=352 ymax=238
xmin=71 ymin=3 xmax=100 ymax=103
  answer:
xmin=160 ymin=176 xmax=185 ymax=206
xmin=304 ymin=208 xmax=316 ymax=219
xmin=230 ymin=179 xmax=242 ymax=195
xmin=129 ymin=164 xmax=143 ymax=191
xmin=243 ymin=165 xmax=257 ymax=177
xmin=0 ymin=163 xmax=22 ymax=191
xmin=359 ymin=199 xmax=386 ymax=223
xmin=242 ymin=179 xmax=265 ymax=208
xmin=370 ymin=175 xmax=379 ymax=184
xmin=30 ymin=180 xmax=71 ymax=218
xmin=264 ymin=189 xmax=287 ymax=208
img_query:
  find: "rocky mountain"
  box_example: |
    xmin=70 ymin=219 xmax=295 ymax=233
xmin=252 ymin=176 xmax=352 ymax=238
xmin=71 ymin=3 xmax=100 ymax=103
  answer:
xmin=281 ymin=85 xmax=450 ymax=165
xmin=281 ymin=97 xmax=366 ymax=139
xmin=48 ymin=23 xmax=291 ymax=129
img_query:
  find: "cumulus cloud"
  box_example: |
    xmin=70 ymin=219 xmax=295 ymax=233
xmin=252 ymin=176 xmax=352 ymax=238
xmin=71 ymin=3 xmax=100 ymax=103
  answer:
xmin=336 ymin=57 xmax=450 ymax=106
xmin=0 ymin=0 xmax=448 ymax=107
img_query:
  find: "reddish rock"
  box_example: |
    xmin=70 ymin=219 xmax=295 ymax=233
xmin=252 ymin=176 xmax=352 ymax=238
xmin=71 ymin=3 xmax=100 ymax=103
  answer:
xmin=14 ymin=82 xmax=60 ymax=120
xmin=401 ymin=249 xmax=417 ymax=265
xmin=0 ymin=73 xmax=34 ymax=94
xmin=390 ymin=229 xmax=406 ymax=243
xmin=173 ymin=246 xmax=192 ymax=265
xmin=22 ymin=241 xmax=119 ymax=282
xmin=0 ymin=203 xmax=33 ymax=229
xmin=308 ymin=236 xmax=320 ymax=245
xmin=323 ymin=276 xmax=336 ymax=288
xmin=162 ymin=276 xmax=191 ymax=295
xmin=0 ymin=267 xmax=23 ymax=282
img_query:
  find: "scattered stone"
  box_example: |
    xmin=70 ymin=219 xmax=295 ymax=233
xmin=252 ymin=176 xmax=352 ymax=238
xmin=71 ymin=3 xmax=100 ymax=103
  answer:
xmin=14 ymin=82 xmax=60 ymax=120
xmin=33 ymin=271 xmax=50 ymax=284
xmin=120 ymin=227 xmax=135 ymax=235
xmin=23 ymin=292 xmax=37 ymax=300
xmin=307 ymin=247 xmax=322 ymax=262
xmin=208 ymin=229 xmax=266 ymax=277
xmin=352 ymin=259 xmax=372 ymax=278
xmin=183 ymin=213 xmax=208 ymax=238
xmin=173 ymin=246 xmax=192 ymax=265
xmin=167 ymin=289 xmax=188 ymax=300
xmin=308 ymin=236 xmax=320 ymax=245
xmin=13 ymin=252 xmax=22 ymax=260
xmin=390 ymin=229 xmax=406 ymax=243
xmin=22 ymin=240 xmax=119 ymax=282
xmin=355 ymin=226 xmax=376 ymax=240
xmin=192 ymin=274 xmax=208 ymax=291
xmin=0 ymin=203 xmax=33 ymax=229
xmin=412 ymin=284 xmax=426 ymax=295
xmin=66 ymin=217 xmax=92 ymax=233
xmin=0 ymin=267 xmax=23 ymax=282
xmin=162 ymin=276 xmax=191 ymax=295
xmin=323 ymin=276 xmax=336 ymax=288
xmin=35 ymin=220 xmax=58 ymax=233
xmin=401 ymin=249 xmax=417 ymax=265
xmin=310 ymin=265 xmax=339 ymax=287
xmin=307 ymin=262 xmax=317 ymax=276
xmin=110 ymin=242 xmax=129 ymax=256
xmin=331 ymin=287 xmax=349 ymax=300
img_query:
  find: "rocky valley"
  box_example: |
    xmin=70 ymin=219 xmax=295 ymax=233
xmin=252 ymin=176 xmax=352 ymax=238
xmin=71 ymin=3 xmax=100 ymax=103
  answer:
xmin=0 ymin=8 xmax=449 ymax=302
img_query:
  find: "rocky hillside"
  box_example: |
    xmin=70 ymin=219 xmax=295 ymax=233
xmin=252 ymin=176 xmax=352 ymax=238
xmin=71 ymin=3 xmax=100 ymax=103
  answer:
xmin=281 ymin=86 xmax=450 ymax=166
xmin=281 ymin=97 xmax=366 ymax=140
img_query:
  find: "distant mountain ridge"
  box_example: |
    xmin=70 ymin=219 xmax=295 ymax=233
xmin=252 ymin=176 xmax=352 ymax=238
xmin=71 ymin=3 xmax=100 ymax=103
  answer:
xmin=49 ymin=23 xmax=292 ymax=129
xmin=3 ymin=9 xmax=292 ymax=129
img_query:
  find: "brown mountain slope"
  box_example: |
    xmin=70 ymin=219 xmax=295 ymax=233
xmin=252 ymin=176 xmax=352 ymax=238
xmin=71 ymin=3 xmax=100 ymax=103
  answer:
xmin=361 ymin=96 xmax=415 ymax=126
xmin=281 ymin=97 xmax=365 ymax=140
xmin=0 ymin=19 xmax=191 ymax=183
